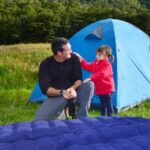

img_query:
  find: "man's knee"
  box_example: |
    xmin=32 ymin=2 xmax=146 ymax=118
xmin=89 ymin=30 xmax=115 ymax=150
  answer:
xmin=86 ymin=81 xmax=94 ymax=88
xmin=81 ymin=81 xmax=94 ymax=92
xmin=77 ymin=81 xmax=94 ymax=104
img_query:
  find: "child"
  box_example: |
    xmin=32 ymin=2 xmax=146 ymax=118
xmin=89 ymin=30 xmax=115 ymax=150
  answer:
xmin=75 ymin=45 xmax=115 ymax=116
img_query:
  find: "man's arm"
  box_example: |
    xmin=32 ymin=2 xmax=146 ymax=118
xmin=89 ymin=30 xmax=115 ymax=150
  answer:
xmin=46 ymin=87 xmax=62 ymax=97
xmin=47 ymin=79 xmax=81 ymax=98
xmin=39 ymin=59 xmax=52 ymax=95
xmin=69 ymin=79 xmax=82 ymax=90
xmin=39 ymin=58 xmax=64 ymax=97
xmin=63 ymin=55 xmax=82 ymax=100
xmin=46 ymin=74 xmax=82 ymax=98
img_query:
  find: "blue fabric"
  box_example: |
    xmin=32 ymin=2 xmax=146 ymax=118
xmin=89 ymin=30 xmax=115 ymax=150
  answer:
xmin=28 ymin=18 xmax=150 ymax=111
xmin=70 ymin=18 xmax=150 ymax=110
xmin=29 ymin=82 xmax=48 ymax=102
xmin=0 ymin=117 xmax=150 ymax=150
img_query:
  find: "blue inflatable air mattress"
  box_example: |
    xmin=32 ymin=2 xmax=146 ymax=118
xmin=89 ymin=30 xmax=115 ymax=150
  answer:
xmin=0 ymin=116 xmax=150 ymax=150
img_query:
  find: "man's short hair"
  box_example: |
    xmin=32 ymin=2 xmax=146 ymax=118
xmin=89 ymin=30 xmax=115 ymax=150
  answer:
xmin=51 ymin=37 xmax=69 ymax=55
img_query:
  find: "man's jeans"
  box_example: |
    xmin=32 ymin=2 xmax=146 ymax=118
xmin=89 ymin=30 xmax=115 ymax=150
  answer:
xmin=34 ymin=81 xmax=94 ymax=120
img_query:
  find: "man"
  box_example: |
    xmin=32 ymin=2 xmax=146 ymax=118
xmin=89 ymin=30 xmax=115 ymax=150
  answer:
xmin=34 ymin=37 xmax=94 ymax=120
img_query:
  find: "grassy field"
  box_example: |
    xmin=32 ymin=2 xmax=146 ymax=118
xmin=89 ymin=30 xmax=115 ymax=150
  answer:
xmin=0 ymin=44 xmax=150 ymax=125
xmin=0 ymin=43 xmax=50 ymax=125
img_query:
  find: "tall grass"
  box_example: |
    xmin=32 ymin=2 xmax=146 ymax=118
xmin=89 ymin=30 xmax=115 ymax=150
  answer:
xmin=0 ymin=43 xmax=51 ymax=90
xmin=0 ymin=44 xmax=50 ymax=125
xmin=0 ymin=44 xmax=150 ymax=125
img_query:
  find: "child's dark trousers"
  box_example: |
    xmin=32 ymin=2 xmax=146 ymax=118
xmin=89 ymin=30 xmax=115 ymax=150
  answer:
xmin=99 ymin=94 xmax=113 ymax=116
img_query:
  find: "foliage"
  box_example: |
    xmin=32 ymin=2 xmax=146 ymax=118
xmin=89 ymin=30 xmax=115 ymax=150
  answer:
xmin=140 ymin=0 xmax=150 ymax=8
xmin=0 ymin=0 xmax=149 ymax=44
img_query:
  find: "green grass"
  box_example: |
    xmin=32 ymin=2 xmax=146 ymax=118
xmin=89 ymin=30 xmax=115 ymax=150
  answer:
xmin=0 ymin=43 xmax=150 ymax=125
xmin=0 ymin=43 xmax=50 ymax=125
xmin=0 ymin=43 xmax=50 ymax=90
xmin=89 ymin=99 xmax=150 ymax=119
xmin=119 ymin=99 xmax=150 ymax=118
xmin=0 ymin=89 xmax=39 ymax=124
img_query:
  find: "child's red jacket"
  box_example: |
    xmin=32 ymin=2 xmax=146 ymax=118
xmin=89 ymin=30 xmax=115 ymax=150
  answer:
xmin=81 ymin=58 xmax=115 ymax=95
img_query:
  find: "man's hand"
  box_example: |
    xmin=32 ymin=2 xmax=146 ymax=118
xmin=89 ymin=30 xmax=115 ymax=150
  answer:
xmin=67 ymin=88 xmax=77 ymax=97
xmin=63 ymin=88 xmax=77 ymax=100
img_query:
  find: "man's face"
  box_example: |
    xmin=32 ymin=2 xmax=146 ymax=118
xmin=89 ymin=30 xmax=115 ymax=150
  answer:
xmin=62 ymin=43 xmax=72 ymax=59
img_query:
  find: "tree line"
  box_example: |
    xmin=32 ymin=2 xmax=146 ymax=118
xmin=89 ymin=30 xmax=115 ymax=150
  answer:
xmin=0 ymin=0 xmax=150 ymax=44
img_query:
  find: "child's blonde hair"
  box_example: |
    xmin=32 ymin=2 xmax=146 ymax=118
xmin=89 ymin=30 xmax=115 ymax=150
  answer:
xmin=96 ymin=45 xmax=114 ymax=64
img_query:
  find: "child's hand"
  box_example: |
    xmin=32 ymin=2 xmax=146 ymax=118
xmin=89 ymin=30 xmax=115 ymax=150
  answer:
xmin=73 ymin=52 xmax=83 ymax=62
xmin=83 ymin=78 xmax=91 ymax=83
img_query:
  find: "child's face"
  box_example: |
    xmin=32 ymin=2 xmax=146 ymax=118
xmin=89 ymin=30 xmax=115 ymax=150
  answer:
xmin=96 ymin=52 xmax=106 ymax=61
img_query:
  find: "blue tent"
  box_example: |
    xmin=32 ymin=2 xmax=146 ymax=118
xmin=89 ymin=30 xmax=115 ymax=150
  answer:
xmin=29 ymin=18 xmax=150 ymax=111
xmin=29 ymin=82 xmax=48 ymax=102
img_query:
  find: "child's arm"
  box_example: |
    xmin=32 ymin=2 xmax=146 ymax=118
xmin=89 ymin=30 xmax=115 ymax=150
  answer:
xmin=83 ymin=78 xmax=91 ymax=83
xmin=81 ymin=59 xmax=94 ymax=72
xmin=73 ymin=52 xmax=94 ymax=72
